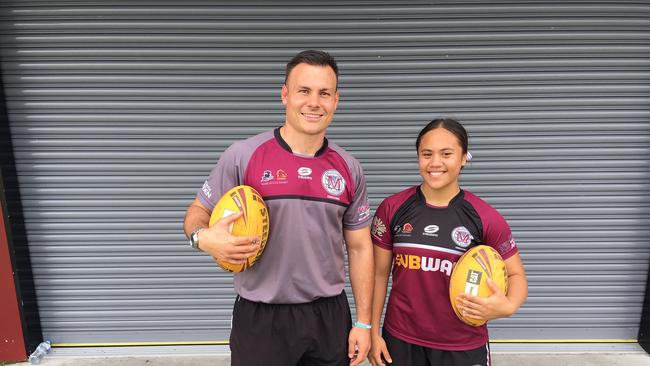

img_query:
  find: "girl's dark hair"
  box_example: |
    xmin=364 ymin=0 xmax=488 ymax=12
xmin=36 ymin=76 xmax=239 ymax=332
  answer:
xmin=284 ymin=50 xmax=338 ymax=86
xmin=415 ymin=118 xmax=468 ymax=154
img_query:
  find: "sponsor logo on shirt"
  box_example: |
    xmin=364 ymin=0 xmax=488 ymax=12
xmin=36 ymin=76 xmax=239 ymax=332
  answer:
xmin=201 ymin=181 xmax=212 ymax=198
xmin=297 ymin=167 xmax=312 ymax=180
xmin=451 ymin=226 xmax=473 ymax=248
xmin=357 ymin=203 xmax=371 ymax=222
xmin=371 ymin=216 xmax=386 ymax=237
xmin=496 ymin=236 xmax=517 ymax=254
xmin=394 ymin=254 xmax=454 ymax=276
xmin=394 ymin=222 xmax=413 ymax=237
xmin=423 ymin=225 xmax=439 ymax=237
xmin=261 ymin=170 xmax=273 ymax=182
xmin=260 ymin=169 xmax=288 ymax=186
xmin=321 ymin=169 xmax=346 ymax=196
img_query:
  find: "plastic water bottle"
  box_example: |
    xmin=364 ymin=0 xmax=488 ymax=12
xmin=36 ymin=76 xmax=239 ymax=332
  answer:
xmin=28 ymin=340 xmax=51 ymax=364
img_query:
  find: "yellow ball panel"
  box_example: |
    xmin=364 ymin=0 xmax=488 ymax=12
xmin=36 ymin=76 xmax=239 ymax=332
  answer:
xmin=208 ymin=185 xmax=269 ymax=273
xmin=449 ymin=245 xmax=508 ymax=326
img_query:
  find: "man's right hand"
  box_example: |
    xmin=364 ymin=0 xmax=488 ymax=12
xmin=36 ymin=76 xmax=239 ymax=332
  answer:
xmin=198 ymin=211 xmax=260 ymax=264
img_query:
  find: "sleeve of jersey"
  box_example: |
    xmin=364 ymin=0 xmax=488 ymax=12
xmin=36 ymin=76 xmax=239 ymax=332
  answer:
xmin=195 ymin=143 xmax=243 ymax=211
xmin=342 ymin=159 xmax=372 ymax=230
xmin=370 ymin=199 xmax=393 ymax=251
xmin=481 ymin=208 xmax=519 ymax=260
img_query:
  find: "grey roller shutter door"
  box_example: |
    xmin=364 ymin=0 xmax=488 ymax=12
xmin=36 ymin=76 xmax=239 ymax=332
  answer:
xmin=2 ymin=1 xmax=648 ymax=344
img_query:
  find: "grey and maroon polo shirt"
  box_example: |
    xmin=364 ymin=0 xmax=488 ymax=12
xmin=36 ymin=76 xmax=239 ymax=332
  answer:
xmin=372 ymin=186 xmax=518 ymax=350
xmin=197 ymin=128 xmax=371 ymax=304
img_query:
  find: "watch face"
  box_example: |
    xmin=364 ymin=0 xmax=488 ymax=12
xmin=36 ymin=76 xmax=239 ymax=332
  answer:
xmin=190 ymin=230 xmax=200 ymax=248
xmin=190 ymin=228 xmax=205 ymax=249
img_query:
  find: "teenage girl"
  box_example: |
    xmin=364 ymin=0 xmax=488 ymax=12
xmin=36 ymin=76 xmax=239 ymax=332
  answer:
xmin=369 ymin=118 xmax=528 ymax=366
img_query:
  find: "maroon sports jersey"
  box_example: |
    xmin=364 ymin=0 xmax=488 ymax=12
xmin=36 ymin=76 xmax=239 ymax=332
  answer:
xmin=372 ymin=186 xmax=518 ymax=350
xmin=197 ymin=128 xmax=371 ymax=304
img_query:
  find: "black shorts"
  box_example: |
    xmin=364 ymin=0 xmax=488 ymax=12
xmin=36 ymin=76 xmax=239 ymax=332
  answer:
xmin=383 ymin=328 xmax=491 ymax=366
xmin=230 ymin=291 xmax=352 ymax=366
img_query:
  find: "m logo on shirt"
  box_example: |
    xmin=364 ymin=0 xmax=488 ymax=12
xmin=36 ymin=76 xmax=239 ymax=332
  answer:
xmin=451 ymin=226 xmax=473 ymax=248
xmin=321 ymin=169 xmax=346 ymax=196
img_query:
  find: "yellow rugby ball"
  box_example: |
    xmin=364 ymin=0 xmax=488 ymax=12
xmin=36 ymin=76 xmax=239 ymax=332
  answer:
xmin=208 ymin=185 xmax=269 ymax=273
xmin=449 ymin=245 xmax=508 ymax=326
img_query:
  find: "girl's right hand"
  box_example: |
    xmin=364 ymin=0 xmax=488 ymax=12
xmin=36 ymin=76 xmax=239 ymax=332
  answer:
xmin=369 ymin=334 xmax=392 ymax=365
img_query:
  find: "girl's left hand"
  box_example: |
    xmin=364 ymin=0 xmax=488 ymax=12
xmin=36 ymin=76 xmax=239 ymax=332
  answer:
xmin=456 ymin=279 xmax=515 ymax=322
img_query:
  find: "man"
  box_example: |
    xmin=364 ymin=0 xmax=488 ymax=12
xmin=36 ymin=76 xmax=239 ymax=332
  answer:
xmin=183 ymin=50 xmax=374 ymax=366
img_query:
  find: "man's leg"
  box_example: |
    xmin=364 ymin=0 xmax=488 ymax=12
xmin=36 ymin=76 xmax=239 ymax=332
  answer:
xmin=230 ymin=296 xmax=305 ymax=366
xmin=299 ymin=292 xmax=352 ymax=366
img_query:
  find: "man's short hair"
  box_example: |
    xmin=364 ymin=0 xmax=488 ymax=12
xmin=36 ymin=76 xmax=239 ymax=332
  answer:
xmin=284 ymin=50 xmax=338 ymax=86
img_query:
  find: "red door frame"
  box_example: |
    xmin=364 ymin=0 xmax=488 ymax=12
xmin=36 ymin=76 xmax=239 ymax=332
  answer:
xmin=0 ymin=201 xmax=27 ymax=361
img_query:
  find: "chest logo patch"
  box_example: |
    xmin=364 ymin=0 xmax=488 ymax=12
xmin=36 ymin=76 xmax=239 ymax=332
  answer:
xmin=298 ymin=167 xmax=312 ymax=176
xmin=394 ymin=222 xmax=413 ymax=237
xmin=321 ymin=169 xmax=346 ymax=196
xmin=298 ymin=167 xmax=313 ymax=180
xmin=451 ymin=226 xmax=473 ymax=248
xmin=261 ymin=170 xmax=274 ymax=183
xmin=423 ymin=225 xmax=439 ymax=237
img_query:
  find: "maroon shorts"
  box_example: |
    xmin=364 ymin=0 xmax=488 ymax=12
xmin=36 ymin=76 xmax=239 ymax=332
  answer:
xmin=230 ymin=291 xmax=352 ymax=366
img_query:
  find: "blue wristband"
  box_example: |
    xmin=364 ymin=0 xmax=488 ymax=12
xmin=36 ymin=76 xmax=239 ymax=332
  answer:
xmin=354 ymin=321 xmax=372 ymax=329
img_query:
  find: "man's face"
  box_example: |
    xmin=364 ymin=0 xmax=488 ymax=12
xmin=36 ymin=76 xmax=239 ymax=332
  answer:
xmin=281 ymin=63 xmax=339 ymax=138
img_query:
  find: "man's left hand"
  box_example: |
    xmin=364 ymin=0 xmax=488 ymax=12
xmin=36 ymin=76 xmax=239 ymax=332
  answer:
xmin=348 ymin=326 xmax=371 ymax=366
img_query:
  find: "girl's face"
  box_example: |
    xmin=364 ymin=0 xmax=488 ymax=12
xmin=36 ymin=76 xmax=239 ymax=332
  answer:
xmin=418 ymin=127 xmax=467 ymax=198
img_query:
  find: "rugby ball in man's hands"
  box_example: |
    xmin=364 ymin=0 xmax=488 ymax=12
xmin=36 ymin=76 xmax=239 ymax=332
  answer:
xmin=208 ymin=185 xmax=269 ymax=273
xmin=449 ymin=245 xmax=508 ymax=326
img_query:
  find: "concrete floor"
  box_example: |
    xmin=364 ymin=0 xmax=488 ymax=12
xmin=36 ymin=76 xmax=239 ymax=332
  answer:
xmin=6 ymin=344 xmax=650 ymax=366
xmin=7 ymin=354 xmax=650 ymax=366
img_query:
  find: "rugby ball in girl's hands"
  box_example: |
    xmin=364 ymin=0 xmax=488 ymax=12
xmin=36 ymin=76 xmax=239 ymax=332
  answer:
xmin=449 ymin=245 xmax=508 ymax=326
xmin=208 ymin=185 xmax=269 ymax=273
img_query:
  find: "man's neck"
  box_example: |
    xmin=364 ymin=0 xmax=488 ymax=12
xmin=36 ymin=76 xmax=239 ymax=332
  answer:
xmin=279 ymin=125 xmax=326 ymax=156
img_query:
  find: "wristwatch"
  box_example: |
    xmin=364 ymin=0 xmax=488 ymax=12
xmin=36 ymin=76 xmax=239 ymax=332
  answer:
xmin=189 ymin=228 xmax=205 ymax=250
